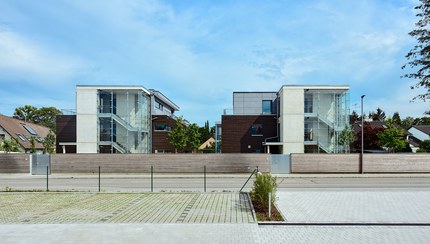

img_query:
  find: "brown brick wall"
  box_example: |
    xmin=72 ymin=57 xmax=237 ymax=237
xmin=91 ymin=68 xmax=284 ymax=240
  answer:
xmin=151 ymin=115 xmax=177 ymax=153
xmin=55 ymin=115 xmax=76 ymax=153
xmin=0 ymin=154 xmax=30 ymax=173
xmin=50 ymin=154 xmax=270 ymax=173
xmin=221 ymin=115 xmax=277 ymax=153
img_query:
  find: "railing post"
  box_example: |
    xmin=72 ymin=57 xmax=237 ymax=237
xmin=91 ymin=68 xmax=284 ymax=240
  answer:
xmin=98 ymin=166 xmax=101 ymax=192
xmin=268 ymin=192 xmax=272 ymax=219
xmin=151 ymin=165 xmax=153 ymax=192
xmin=204 ymin=165 xmax=206 ymax=192
xmin=46 ymin=166 xmax=49 ymax=191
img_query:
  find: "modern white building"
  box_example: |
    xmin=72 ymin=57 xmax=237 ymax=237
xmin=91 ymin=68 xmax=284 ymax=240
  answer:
xmin=222 ymin=85 xmax=350 ymax=154
xmin=76 ymin=85 xmax=151 ymax=153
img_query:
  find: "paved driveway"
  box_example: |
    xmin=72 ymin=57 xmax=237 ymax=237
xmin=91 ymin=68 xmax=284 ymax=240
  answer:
xmin=0 ymin=192 xmax=255 ymax=224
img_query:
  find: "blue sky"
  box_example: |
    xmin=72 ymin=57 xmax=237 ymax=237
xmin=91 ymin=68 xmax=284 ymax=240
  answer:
xmin=0 ymin=0 xmax=427 ymax=126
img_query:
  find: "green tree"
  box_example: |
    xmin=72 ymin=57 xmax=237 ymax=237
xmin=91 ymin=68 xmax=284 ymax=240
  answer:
xmin=30 ymin=136 xmax=36 ymax=153
xmin=186 ymin=123 xmax=201 ymax=153
xmin=402 ymin=0 xmax=430 ymax=112
xmin=42 ymin=130 xmax=56 ymax=154
xmin=2 ymin=138 xmax=20 ymax=153
xmin=369 ymin=107 xmax=386 ymax=121
xmin=350 ymin=111 xmax=359 ymax=123
xmin=13 ymin=105 xmax=37 ymax=122
xmin=377 ymin=121 xmax=407 ymax=152
xmin=168 ymin=116 xmax=187 ymax=153
xmin=401 ymin=116 xmax=415 ymax=129
xmin=392 ymin=112 xmax=401 ymax=125
xmin=33 ymin=107 xmax=62 ymax=132
xmin=13 ymin=105 xmax=62 ymax=132
xmin=198 ymin=120 xmax=211 ymax=144
xmin=419 ymin=140 xmax=430 ymax=152
xmin=338 ymin=125 xmax=355 ymax=153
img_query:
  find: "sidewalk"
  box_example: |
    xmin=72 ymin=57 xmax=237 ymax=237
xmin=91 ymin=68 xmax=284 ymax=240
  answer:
xmin=276 ymin=190 xmax=430 ymax=224
xmin=2 ymin=173 xmax=430 ymax=179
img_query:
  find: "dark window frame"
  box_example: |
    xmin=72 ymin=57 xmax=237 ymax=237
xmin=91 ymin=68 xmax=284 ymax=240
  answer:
xmin=251 ymin=124 xmax=263 ymax=136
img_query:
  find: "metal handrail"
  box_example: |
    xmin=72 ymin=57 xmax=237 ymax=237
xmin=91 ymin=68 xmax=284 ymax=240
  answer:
xmin=239 ymin=167 xmax=258 ymax=192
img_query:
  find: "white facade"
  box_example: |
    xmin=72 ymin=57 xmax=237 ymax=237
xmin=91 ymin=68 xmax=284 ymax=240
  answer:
xmin=272 ymin=85 xmax=350 ymax=154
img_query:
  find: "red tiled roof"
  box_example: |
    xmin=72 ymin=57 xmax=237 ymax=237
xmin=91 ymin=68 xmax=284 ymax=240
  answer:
xmin=0 ymin=115 xmax=50 ymax=150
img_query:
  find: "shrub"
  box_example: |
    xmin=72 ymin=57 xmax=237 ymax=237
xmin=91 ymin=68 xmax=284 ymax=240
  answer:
xmin=251 ymin=173 xmax=278 ymax=210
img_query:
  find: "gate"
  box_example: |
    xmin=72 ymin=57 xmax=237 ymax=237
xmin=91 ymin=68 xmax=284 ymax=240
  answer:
xmin=30 ymin=154 xmax=51 ymax=175
xmin=270 ymin=154 xmax=290 ymax=173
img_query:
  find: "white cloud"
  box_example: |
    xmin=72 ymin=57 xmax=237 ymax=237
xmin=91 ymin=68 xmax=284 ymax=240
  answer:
xmin=0 ymin=30 xmax=85 ymax=84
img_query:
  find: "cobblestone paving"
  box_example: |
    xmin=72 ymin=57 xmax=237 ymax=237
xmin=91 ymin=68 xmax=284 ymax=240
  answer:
xmin=0 ymin=193 xmax=255 ymax=224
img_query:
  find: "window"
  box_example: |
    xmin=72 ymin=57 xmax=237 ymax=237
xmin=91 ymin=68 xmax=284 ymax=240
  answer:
xmin=304 ymin=93 xmax=313 ymax=113
xmin=23 ymin=124 xmax=37 ymax=135
xmin=155 ymin=123 xmax=171 ymax=131
xmin=16 ymin=133 xmax=26 ymax=141
xmin=251 ymin=124 xmax=263 ymax=136
xmin=155 ymin=101 xmax=164 ymax=111
xmin=262 ymin=100 xmax=272 ymax=114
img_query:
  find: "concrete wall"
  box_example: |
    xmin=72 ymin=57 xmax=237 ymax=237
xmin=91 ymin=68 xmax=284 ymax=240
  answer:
xmin=50 ymin=154 xmax=270 ymax=173
xmin=279 ymin=87 xmax=304 ymax=154
xmin=0 ymin=154 xmax=30 ymax=173
xmin=291 ymin=153 xmax=430 ymax=173
xmin=76 ymin=87 xmax=98 ymax=153
xmin=363 ymin=154 xmax=430 ymax=173
xmin=291 ymin=154 xmax=359 ymax=173
xmin=233 ymin=92 xmax=277 ymax=115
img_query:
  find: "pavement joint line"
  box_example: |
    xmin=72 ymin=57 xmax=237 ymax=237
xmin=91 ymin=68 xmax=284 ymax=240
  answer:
xmin=258 ymin=222 xmax=430 ymax=226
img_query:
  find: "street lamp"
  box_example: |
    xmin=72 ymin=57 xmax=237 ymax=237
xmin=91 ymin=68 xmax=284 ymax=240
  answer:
xmin=361 ymin=95 xmax=365 ymax=174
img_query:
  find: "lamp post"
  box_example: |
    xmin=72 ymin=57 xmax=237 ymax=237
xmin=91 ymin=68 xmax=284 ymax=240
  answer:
xmin=361 ymin=95 xmax=365 ymax=174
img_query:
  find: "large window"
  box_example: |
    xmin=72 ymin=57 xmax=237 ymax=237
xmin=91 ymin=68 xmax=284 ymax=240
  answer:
xmin=304 ymin=93 xmax=313 ymax=113
xmin=155 ymin=123 xmax=171 ymax=131
xmin=262 ymin=100 xmax=272 ymax=114
xmin=251 ymin=124 xmax=263 ymax=136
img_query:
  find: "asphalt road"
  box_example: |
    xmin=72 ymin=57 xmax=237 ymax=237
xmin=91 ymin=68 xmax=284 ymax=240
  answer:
xmin=1 ymin=174 xmax=430 ymax=192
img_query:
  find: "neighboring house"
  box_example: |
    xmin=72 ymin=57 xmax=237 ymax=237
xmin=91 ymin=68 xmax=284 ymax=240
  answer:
xmin=199 ymin=137 xmax=215 ymax=151
xmin=56 ymin=85 xmax=183 ymax=154
xmin=0 ymin=115 xmax=50 ymax=153
xmin=351 ymin=121 xmax=410 ymax=152
xmin=221 ymin=85 xmax=350 ymax=154
xmin=408 ymin=125 xmax=430 ymax=152
xmin=149 ymin=89 xmax=181 ymax=153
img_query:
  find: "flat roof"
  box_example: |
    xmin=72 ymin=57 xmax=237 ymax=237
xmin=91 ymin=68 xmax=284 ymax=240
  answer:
xmin=149 ymin=89 xmax=180 ymax=111
xmin=76 ymin=85 xmax=151 ymax=95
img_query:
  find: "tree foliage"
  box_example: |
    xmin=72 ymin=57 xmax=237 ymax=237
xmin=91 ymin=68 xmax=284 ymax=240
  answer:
xmin=198 ymin=120 xmax=211 ymax=144
xmin=1 ymin=138 xmax=20 ymax=153
xmin=392 ymin=112 xmax=401 ymax=125
xmin=369 ymin=107 xmax=386 ymax=121
xmin=353 ymin=124 xmax=384 ymax=150
xmin=13 ymin=106 xmax=62 ymax=132
xmin=168 ymin=116 xmax=187 ymax=153
xmin=42 ymin=130 xmax=56 ymax=154
xmin=186 ymin=123 xmax=201 ymax=152
xmin=419 ymin=140 xmax=430 ymax=152
xmin=30 ymin=136 xmax=36 ymax=153
xmin=251 ymin=173 xmax=278 ymax=210
xmin=402 ymin=0 xmax=430 ymax=113
xmin=377 ymin=121 xmax=407 ymax=152
xmin=338 ymin=125 xmax=355 ymax=153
